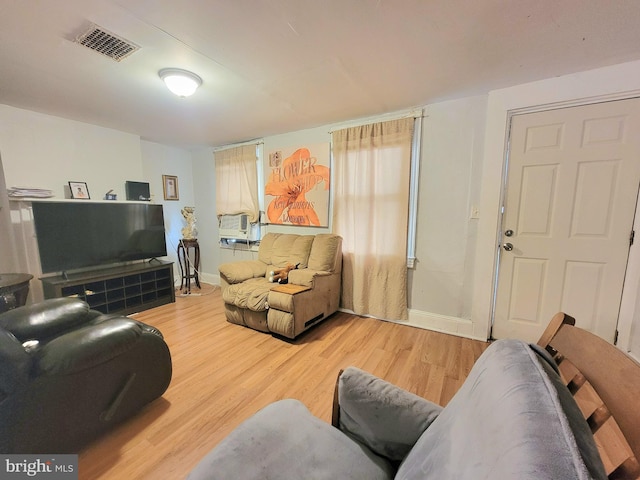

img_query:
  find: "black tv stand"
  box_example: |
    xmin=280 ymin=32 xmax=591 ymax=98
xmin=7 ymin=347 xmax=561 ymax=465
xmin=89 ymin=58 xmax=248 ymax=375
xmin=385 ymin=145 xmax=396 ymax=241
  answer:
xmin=41 ymin=261 xmax=175 ymax=316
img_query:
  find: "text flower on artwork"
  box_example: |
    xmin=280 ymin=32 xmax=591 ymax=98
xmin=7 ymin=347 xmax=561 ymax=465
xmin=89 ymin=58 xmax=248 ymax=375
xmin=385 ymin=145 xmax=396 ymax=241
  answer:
xmin=265 ymin=147 xmax=330 ymax=226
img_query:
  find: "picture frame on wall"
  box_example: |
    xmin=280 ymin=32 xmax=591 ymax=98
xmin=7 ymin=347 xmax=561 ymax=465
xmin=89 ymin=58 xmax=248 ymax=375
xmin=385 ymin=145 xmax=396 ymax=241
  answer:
xmin=162 ymin=175 xmax=179 ymax=201
xmin=69 ymin=181 xmax=90 ymax=199
xmin=264 ymin=144 xmax=331 ymax=226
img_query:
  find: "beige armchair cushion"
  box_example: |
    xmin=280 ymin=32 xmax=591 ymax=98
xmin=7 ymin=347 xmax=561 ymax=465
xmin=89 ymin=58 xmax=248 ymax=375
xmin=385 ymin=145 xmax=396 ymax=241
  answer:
xmin=222 ymin=278 xmax=272 ymax=311
xmin=219 ymin=260 xmax=266 ymax=284
xmin=257 ymin=234 xmax=278 ymax=265
xmin=308 ymin=234 xmax=342 ymax=271
xmin=259 ymin=233 xmax=314 ymax=269
xmin=271 ymin=235 xmax=314 ymax=268
xmin=288 ymin=269 xmax=330 ymax=287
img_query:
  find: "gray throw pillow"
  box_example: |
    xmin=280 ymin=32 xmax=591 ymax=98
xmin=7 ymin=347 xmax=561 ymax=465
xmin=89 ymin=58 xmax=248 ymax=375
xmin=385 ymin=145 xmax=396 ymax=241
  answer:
xmin=338 ymin=366 xmax=442 ymax=462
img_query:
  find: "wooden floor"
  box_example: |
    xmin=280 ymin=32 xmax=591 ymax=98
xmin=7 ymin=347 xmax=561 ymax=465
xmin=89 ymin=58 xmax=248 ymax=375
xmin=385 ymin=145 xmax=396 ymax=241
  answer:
xmin=78 ymin=285 xmax=489 ymax=479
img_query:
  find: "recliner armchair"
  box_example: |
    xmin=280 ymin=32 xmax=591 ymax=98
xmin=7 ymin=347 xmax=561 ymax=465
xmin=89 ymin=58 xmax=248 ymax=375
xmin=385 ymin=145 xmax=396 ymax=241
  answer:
xmin=0 ymin=297 xmax=172 ymax=453
xmin=219 ymin=233 xmax=342 ymax=339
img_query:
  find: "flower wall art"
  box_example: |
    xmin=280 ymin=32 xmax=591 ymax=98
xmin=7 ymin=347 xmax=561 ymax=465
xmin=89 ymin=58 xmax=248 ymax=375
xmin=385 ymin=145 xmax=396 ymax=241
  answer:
xmin=264 ymin=144 xmax=330 ymax=226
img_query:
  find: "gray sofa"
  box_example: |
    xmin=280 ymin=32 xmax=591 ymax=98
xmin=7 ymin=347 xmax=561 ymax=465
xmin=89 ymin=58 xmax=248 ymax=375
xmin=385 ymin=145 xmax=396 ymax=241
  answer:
xmin=188 ymin=338 xmax=606 ymax=479
xmin=218 ymin=233 xmax=342 ymax=339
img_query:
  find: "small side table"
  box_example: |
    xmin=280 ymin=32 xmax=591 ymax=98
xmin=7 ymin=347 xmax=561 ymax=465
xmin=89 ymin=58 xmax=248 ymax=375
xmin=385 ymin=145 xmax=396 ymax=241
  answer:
xmin=0 ymin=273 xmax=33 ymax=314
xmin=177 ymin=239 xmax=200 ymax=294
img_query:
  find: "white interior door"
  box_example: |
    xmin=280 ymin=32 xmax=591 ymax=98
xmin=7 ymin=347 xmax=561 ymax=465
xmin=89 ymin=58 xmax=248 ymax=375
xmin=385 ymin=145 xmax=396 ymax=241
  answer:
xmin=493 ymin=98 xmax=640 ymax=343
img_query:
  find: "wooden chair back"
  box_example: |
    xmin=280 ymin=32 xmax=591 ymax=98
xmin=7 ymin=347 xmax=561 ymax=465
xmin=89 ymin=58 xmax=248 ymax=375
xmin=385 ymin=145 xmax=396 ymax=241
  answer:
xmin=537 ymin=313 xmax=640 ymax=480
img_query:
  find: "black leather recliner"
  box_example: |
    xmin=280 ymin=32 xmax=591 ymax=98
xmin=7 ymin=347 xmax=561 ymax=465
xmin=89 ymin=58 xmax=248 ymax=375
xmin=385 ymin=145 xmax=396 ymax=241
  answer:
xmin=0 ymin=297 xmax=172 ymax=453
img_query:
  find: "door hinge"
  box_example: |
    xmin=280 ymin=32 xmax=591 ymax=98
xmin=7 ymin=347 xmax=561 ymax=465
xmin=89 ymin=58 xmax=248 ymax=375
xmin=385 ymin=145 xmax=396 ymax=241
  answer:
xmin=614 ymin=329 xmax=619 ymax=345
xmin=631 ymin=230 xmax=635 ymax=246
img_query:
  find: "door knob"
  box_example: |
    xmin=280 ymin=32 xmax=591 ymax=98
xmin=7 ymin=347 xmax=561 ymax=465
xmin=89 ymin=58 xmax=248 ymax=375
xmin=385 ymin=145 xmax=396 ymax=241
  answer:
xmin=503 ymin=243 xmax=514 ymax=251
xmin=504 ymin=229 xmax=514 ymax=237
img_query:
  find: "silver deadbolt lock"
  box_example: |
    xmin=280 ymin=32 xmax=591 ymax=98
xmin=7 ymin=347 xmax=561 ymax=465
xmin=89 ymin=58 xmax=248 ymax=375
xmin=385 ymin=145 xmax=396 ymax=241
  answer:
xmin=504 ymin=229 xmax=514 ymax=237
xmin=503 ymin=243 xmax=514 ymax=251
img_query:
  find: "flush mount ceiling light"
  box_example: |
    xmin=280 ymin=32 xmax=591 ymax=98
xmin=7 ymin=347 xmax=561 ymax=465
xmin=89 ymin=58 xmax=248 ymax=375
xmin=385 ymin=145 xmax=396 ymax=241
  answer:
xmin=159 ymin=68 xmax=202 ymax=97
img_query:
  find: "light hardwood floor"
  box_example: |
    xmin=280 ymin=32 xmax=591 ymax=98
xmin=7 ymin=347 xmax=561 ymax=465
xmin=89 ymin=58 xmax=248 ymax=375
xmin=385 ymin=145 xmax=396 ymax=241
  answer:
xmin=78 ymin=285 xmax=489 ymax=479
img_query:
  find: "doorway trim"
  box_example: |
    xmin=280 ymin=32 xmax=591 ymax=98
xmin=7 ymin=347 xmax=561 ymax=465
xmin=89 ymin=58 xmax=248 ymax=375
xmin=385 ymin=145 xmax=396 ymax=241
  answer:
xmin=470 ymin=59 xmax=640 ymax=344
xmin=493 ymin=99 xmax=640 ymax=341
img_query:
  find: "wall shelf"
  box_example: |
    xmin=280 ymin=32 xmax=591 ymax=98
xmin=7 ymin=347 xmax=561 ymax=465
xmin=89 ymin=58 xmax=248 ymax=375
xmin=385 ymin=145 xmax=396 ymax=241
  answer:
xmin=41 ymin=261 xmax=175 ymax=315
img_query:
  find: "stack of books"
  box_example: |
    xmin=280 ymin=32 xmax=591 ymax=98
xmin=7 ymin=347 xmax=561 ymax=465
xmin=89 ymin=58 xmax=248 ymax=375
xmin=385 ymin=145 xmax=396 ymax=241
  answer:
xmin=7 ymin=187 xmax=54 ymax=198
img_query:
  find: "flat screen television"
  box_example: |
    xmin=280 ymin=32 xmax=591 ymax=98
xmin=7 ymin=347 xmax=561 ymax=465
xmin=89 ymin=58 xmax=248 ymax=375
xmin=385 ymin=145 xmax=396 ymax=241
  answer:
xmin=32 ymin=201 xmax=167 ymax=274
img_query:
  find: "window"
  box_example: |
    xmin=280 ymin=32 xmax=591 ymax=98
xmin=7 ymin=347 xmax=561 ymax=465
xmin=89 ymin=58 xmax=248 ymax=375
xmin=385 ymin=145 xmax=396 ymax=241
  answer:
xmin=332 ymin=116 xmax=418 ymax=321
xmin=214 ymin=144 xmax=260 ymax=222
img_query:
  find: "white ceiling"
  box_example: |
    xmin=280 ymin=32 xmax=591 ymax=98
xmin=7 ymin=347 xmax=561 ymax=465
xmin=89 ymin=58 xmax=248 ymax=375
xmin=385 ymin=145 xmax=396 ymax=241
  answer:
xmin=2 ymin=0 xmax=640 ymax=149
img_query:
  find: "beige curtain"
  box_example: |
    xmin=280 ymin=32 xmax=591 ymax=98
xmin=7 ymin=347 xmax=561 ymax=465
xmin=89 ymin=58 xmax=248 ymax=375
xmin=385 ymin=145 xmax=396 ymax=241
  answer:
xmin=332 ymin=118 xmax=414 ymax=321
xmin=214 ymin=145 xmax=260 ymax=223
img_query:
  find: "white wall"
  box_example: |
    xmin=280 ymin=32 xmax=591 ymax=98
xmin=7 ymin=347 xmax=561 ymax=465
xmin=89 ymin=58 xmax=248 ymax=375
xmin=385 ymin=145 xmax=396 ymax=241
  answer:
xmin=140 ymin=141 xmax=196 ymax=286
xmin=0 ymin=105 xmax=142 ymax=199
xmin=0 ymin=106 xmax=196 ymax=297
xmin=0 ymin=105 xmax=150 ymax=302
xmin=473 ymin=58 xmax=640 ymax=344
xmin=0 ymin=156 xmax=19 ymax=272
xmin=0 ymin=106 xmax=209 ymax=293
xmin=406 ymin=96 xmax=486 ymax=337
xmin=191 ymin=148 xmax=218 ymax=284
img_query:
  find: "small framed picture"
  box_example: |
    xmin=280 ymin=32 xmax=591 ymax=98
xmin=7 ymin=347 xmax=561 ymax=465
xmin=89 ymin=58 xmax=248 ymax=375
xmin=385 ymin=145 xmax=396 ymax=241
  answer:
xmin=163 ymin=175 xmax=179 ymax=201
xmin=69 ymin=181 xmax=90 ymax=199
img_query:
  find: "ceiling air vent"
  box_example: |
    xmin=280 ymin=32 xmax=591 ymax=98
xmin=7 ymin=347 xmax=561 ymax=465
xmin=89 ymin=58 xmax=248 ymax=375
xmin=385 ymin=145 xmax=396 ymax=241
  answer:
xmin=74 ymin=23 xmax=140 ymax=62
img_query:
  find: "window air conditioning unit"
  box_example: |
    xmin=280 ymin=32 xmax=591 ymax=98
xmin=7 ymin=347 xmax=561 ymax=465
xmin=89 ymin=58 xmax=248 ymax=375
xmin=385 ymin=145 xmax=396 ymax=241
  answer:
xmin=219 ymin=214 xmax=260 ymax=241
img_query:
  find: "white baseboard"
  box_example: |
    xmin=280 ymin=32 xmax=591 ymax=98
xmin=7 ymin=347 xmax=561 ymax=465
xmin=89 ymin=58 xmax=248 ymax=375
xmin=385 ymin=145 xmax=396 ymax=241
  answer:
xmin=174 ymin=272 xmax=220 ymax=288
xmin=404 ymin=309 xmax=486 ymax=341
xmin=337 ymin=307 xmax=487 ymax=341
xmin=200 ymin=273 xmax=220 ymax=285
